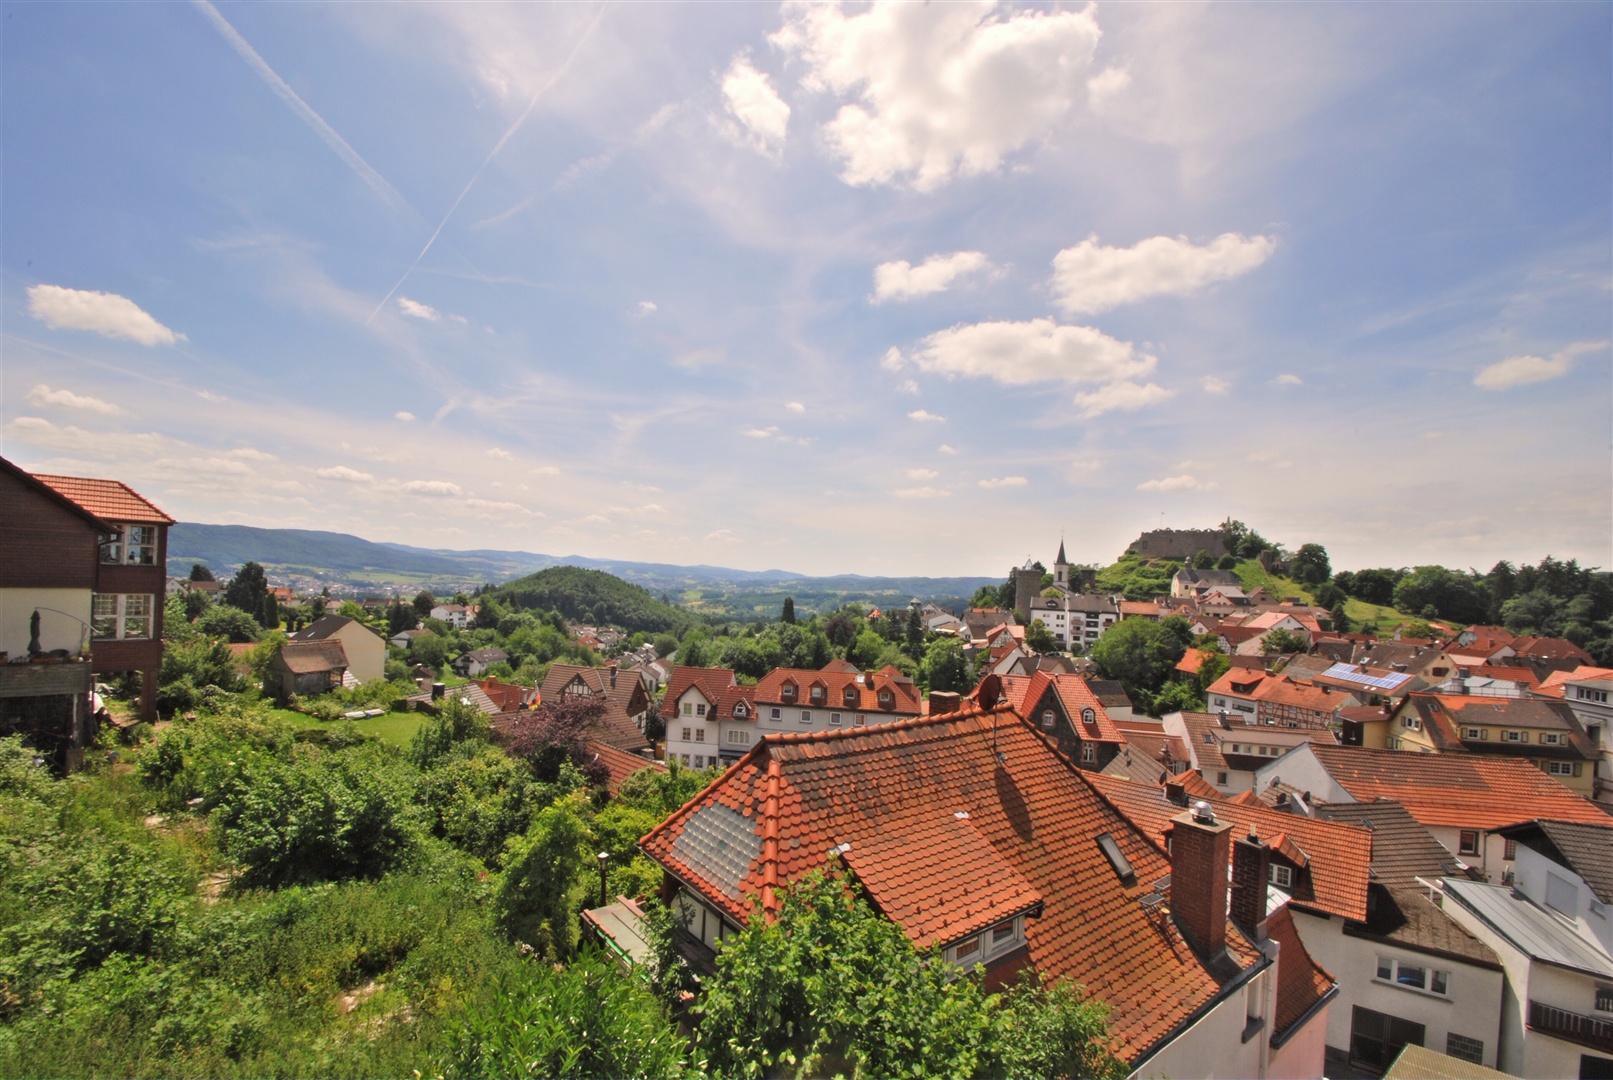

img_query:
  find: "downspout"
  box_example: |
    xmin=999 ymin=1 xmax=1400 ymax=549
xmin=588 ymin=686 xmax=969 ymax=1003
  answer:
xmin=1258 ymin=935 xmax=1278 ymax=1080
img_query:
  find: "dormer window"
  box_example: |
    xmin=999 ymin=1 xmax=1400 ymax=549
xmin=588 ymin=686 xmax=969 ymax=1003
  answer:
xmin=782 ymin=683 xmax=796 ymax=701
xmin=1268 ymin=863 xmax=1293 ymax=889
xmin=734 ymin=703 xmax=748 ymax=718
xmin=878 ymin=690 xmax=892 ymax=708
xmin=1081 ymin=708 xmax=1096 ymax=725
xmin=810 ymin=684 xmax=825 ymax=703
xmin=843 ymin=685 xmax=859 ymax=707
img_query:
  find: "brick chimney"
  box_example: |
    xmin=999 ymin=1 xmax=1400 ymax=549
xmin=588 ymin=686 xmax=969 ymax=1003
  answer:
xmin=929 ymin=690 xmax=961 ymax=715
xmin=608 ymin=663 xmax=617 ymax=689
xmin=1169 ymin=802 xmax=1232 ymax=958
xmin=1230 ymin=824 xmax=1270 ymax=935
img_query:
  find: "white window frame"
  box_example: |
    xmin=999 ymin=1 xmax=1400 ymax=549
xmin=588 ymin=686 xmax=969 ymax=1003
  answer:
xmin=92 ymin=593 xmax=153 ymax=640
xmin=769 ymin=708 xmax=781 ymax=721
xmin=1540 ymin=732 xmax=1562 ymax=745
xmin=100 ymin=524 xmax=157 ymax=566
xmin=681 ymin=702 xmax=693 ymax=716
xmin=1375 ymin=956 xmax=1451 ymax=997
xmin=1269 ymin=863 xmax=1293 ymax=889
xmin=1080 ymin=742 xmax=1097 ymax=765
xmin=1458 ymin=830 xmax=1481 ymax=856
xmin=830 ymin=712 xmax=842 ymax=726
xmin=799 ymin=710 xmax=811 ymax=724
xmin=694 ymin=728 xmax=705 ymax=743
xmin=1503 ymin=729 xmax=1527 ymax=743
xmin=681 ymin=727 xmax=692 ymax=742
xmin=726 ymin=730 xmax=749 ymax=746
xmin=696 ymin=702 xmax=707 ymax=717
xmin=1546 ymin=760 xmax=1575 ymax=776
xmin=1042 ymin=709 xmax=1056 ymax=729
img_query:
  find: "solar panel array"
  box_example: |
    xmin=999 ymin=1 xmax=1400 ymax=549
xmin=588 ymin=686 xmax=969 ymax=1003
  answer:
xmin=1322 ymin=662 xmax=1412 ymax=691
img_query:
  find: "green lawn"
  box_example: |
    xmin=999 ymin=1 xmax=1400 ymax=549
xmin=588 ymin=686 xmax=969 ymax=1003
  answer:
xmin=1231 ymin=560 xmax=1313 ymax=604
xmin=272 ymin=706 xmax=425 ymax=747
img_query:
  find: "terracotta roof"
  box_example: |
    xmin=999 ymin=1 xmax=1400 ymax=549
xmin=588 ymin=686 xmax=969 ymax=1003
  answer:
xmin=1401 ymin=694 xmax=1599 ymax=758
xmin=1265 ymin=904 xmax=1335 ymax=1042
xmin=659 ymin=665 xmax=757 ymax=722
xmin=32 ymin=472 xmax=174 ymax=524
xmin=1175 ymin=648 xmax=1215 ymax=676
xmin=640 ymin=706 xmax=1262 ymax=1061
xmin=538 ymin=663 xmax=651 ymax=753
xmin=1086 ymin=773 xmax=1371 ymax=921
xmin=1509 ymin=636 xmax=1593 ymax=663
xmin=275 ymin=639 xmax=348 ymax=674
xmin=586 ymin=739 xmax=666 ymax=796
xmin=1314 ymin=799 xmax=1461 ymax=888
xmin=1173 ymin=711 xmax=1231 ymax=772
xmin=752 ymin=663 xmax=921 ymax=716
xmin=1536 ymin=665 xmax=1613 ymax=698
xmin=1304 ymin=744 xmax=1613 ymax=830
xmin=478 ymin=678 xmax=538 ymax=712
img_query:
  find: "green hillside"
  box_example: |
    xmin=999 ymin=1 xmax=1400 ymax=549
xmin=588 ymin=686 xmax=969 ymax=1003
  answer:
xmin=491 ymin=565 xmax=695 ymax=634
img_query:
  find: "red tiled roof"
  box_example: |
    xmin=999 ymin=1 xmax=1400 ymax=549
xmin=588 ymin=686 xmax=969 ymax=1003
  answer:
xmin=752 ymin=663 xmax=922 ymax=716
xmin=32 ymin=472 xmax=174 ymax=524
xmin=1509 ymin=636 xmax=1594 ymax=663
xmin=640 ymin=706 xmax=1262 ymax=1061
xmin=1536 ymin=665 xmax=1613 ymax=698
xmin=1265 ymin=904 xmax=1335 ymax=1040
xmin=659 ymin=665 xmax=757 ymax=722
xmin=1175 ymin=648 xmax=1215 ymax=676
xmin=1306 ymin=744 xmax=1613 ymax=830
xmin=1086 ymin=773 xmax=1371 ymax=921
xmin=586 ymin=739 xmax=665 ymax=796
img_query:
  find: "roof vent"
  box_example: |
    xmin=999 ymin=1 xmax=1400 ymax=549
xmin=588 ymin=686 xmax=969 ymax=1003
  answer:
xmin=1192 ymin=801 xmax=1216 ymax=825
xmin=954 ymin=810 xmax=970 ymax=820
xmin=831 ymin=842 xmax=852 ymax=856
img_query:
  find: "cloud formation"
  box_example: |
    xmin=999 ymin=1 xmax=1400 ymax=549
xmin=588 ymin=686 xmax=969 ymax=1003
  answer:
xmin=315 ymin=465 xmax=375 ymax=483
xmin=1073 ymin=381 xmax=1174 ymax=418
xmin=721 ymin=57 xmax=791 ymax=156
xmin=1271 ymin=373 xmax=1303 ymax=386
xmin=1474 ymin=342 xmax=1602 ymax=390
xmin=397 ymin=297 xmax=440 ymax=320
xmin=900 ymin=318 xmax=1155 ymax=389
xmin=1050 ymin=233 xmax=1276 ymax=315
xmin=27 ymin=384 xmax=122 ymax=415
xmin=979 ymin=475 xmax=1027 ymax=488
xmin=394 ymin=411 xmax=416 ymax=421
xmin=892 ymin=485 xmax=950 ymax=499
xmin=907 ymin=409 xmax=946 ymax=422
xmin=775 ymin=1 xmax=1101 ymax=190
xmin=1201 ymin=375 xmax=1231 ymax=395
xmin=1137 ymin=474 xmax=1215 ymax=492
xmin=871 ymin=250 xmax=991 ymax=303
xmin=26 ymin=285 xmax=182 ymax=345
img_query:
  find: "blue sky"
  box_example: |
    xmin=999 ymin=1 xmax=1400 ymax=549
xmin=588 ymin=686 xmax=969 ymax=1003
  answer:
xmin=3 ymin=2 xmax=1609 ymax=577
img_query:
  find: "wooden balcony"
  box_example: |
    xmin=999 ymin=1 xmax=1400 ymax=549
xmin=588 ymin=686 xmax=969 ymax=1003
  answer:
xmin=1529 ymin=999 xmax=1613 ymax=1054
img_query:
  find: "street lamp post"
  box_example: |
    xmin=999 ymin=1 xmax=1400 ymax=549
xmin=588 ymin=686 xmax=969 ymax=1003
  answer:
xmin=597 ymin=851 xmax=609 ymax=908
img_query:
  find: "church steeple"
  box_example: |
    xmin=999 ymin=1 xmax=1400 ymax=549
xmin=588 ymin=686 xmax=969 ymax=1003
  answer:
xmin=1055 ymin=537 xmax=1068 ymax=585
xmin=1056 ymin=538 xmax=1068 ymax=566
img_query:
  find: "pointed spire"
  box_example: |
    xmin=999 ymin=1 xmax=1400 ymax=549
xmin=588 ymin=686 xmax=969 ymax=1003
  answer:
xmin=1056 ymin=537 xmax=1068 ymax=565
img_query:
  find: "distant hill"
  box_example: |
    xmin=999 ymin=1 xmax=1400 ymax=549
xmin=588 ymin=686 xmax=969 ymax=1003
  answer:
xmin=164 ymin=524 xmax=998 ymax=615
xmin=491 ymin=566 xmax=694 ymax=634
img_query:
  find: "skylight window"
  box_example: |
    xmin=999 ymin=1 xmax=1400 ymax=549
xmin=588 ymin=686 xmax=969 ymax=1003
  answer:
xmin=1096 ymin=833 xmax=1136 ymax=886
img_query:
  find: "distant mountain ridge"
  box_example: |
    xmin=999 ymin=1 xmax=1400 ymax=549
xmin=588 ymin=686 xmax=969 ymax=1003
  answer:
xmin=166 ymin=524 xmax=998 ymax=610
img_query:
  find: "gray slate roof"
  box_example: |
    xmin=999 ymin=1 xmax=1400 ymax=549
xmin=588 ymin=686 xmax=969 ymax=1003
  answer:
xmin=1441 ymin=878 xmax=1613 ymax=978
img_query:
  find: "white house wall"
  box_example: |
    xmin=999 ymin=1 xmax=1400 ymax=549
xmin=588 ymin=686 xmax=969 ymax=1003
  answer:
xmin=1290 ymin=908 xmax=1504 ymax=1070
xmin=1130 ymin=972 xmax=1268 ymax=1080
xmin=0 ymin=588 xmax=91 ymax=657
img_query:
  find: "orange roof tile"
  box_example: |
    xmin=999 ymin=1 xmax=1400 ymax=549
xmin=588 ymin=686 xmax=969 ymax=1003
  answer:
xmin=753 ymin=663 xmax=921 ymax=716
xmin=32 ymin=472 xmax=174 ymax=524
xmin=1306 ymin=744 xmax=1613 ymax=831
xmin=1086 ymin=773 xmax=1371 ymax=921
xmin=1536 ymin=665 xmax=1613 ymax=699
xmin=1265 ymin=904 xmax=1335 ymax=1040
xmin=586 ymin=739 xmax=666 ymax=796
xmin=640 ymin=706 xmax=1262 ymax=1062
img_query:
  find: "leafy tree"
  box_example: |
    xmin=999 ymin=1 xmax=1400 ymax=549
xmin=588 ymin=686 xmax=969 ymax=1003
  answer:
xmin=474 ymin=599 xmax=504 ymax=631
xmin=188 ymin=563 xmax=215 ymax=582
xmin=221 ymin=562 xmax=269 ymax=625
xmin=1393 ymin=566 xmax=1488 ymax=625
xmin=419 ymin=744 xmax=545 ymax=866
xmin=386 ymin=598 xmax=416 ymax=636
xmin=412 ymin=631 xmax=451 ymax=670
xmin=1215 ymin=554 xmax=1238 ymax=571
xmin=180 ymin=588 xmax=211 ymax=621
xmin=781 ymin=596 xmax=796 ymax=625
xmin=1338 ymin=568 xmax=1401 ymax=605
xmin=262 ymin=592 xmax=279 ymax=630
xmin=1311 ymin=581 xmax=1346 ymax=610
xmin=1261 ymin=628 xmax=1309 ymax=656
xmin=407 ymin=696 xmax=491 ymax=770
xmin=1089 ymin=616 xmax=1193 ymax=713
xmin=652 ymin=633 xmax=679 ymax=658
xmin=413 ymin=590 xmax=437 ymax=618
xmin=1025 ymin=618 xmax=1057 ymax=654
xmin=494 ymin=793 xmax=593 ymax=958
xmin=1329 ymin=603 xmax=1352 ymax=634
xmin=905 ymin=604 xmax=924 ymax=652
xmin=922 ymin=637 xmax=974 ymax=694
xmin=195 ymin=604 xmax=260 ymax=644
xmin=1191 ymin=550 xmax=1214 ymax=570
xmin=823 ymin=613 xmax=857 ymax=649
xmin=492 ymin=696 xmax=609 ymax=787
xmin=1291 ymin=543 xmax=1331 ymax=585
xmin=969 ymin=584 xmax=1003 ymax=609
xmin=155 ymin=637 xmax=245 ymax=714
xmin=695 ymin=866 xmax=1124 ymax=1080
xmin=1151 ymin=680 xmax=1203 ymax=715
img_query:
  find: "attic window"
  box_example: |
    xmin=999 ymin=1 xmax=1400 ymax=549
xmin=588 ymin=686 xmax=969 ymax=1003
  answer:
xmin=1095 ymin=833 xmax=1136 ymax=886
xmin=1081 ymin=708 xmax=1096 ymax=725
xmin=878 ymin=690 xmax=892 ymax=707
xmin=810 ymin=685 xmax=825 ymax=702
xmin=782 ymin=683 xmax=796 ymax=700
xmin=843 ymin=685 xmax=859 ymax=705
xmin=1041 ymin=710 xmax=1056 ymax=729
xmin=1268 ymin=863 xmax=1293 ymax=889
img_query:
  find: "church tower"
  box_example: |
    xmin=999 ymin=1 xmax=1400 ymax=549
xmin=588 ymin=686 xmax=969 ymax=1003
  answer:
xmin=1054 ymin=537 xmax=1069 ymax=588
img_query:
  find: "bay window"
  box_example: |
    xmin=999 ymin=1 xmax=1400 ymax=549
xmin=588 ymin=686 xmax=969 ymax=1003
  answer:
xmin=92 ymin=593 xmax=153 ymax=640
xmin=100 ymin=525 xmax=157 ymax=565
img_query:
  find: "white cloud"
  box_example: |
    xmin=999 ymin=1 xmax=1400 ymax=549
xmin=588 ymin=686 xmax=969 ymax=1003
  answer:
xmin=394 ymin=411 xmax=416 ymax=421
xmin=397 ymin=297 xmax=441 ymax=320
xmin=316 ymin=465 xmax=375 ymax=483
xmin=1072 ymin=381 xmax=1174 ymax=418
xmin=1137 ymin=474 xmax=1217 ymax=492
xmin=892 ymin=485 xmax=951 ymax=499
xmin=636 ymin=300 xmax=658 ymax=315
xmin=906 ymin=467 xmax=939 ymax=480
xmin=907 ymin=409 xmax=946 ymax=423
xmin=26 ymin=284 xmax=182 ymax=345
xmin=1201 ymin=375 xmax=1231 ymax=395
xmin=775 ymin=2 xmax=1102 ymax=191
xmin=27 ymin=384 xmax=121 ymax=415
xmin=227 ymin=447 xmax=277 ymax=461
xmin=871 ymin=250 xmax=991 ymax=303
xmin=910 ymin=318 xmax=1156 ymax=388
xmin=1067 ymin=458 xmax=1102 ymax=481
xmin=705 ymin=528 xmax=740 ymax=543
xmin=897 ymin=379 xmax=920 ymax=394
xmin=197 ymin=390 xmax=230 ymax=404
xmin=744 ymin=425 xmax=779 ymax=438
xmin=1050 ymin=233 xmax=1276 ymax=315
xmin=1272 ymin=373 xmax=1303 ymax=386
xmin=1474 ymin=342 xmax=1603 ymax=390
xmin=938 ymin=443 xmax=958 ymax=455
xmin=785 ymin=401 xmax=806 ymax=413
xmin=721 ymin=56 xmax=791 ymax=156
xmin=399 ymin=479 xmax=463 ymax=496
xmin=979 ymin=475 xmax=1027 ymax=488
xmin=1175 ymin=459 xmax=1214 ymax=470
xmin=1086 ymin=65 xmax=1131 ymax=108
xmin=533 ymin=465 xmax=561 ymax=476
xmin=485 ymin=447 xmax=513 ymax=459
xmin=880 ymin=346 xmax=906 ymax=372
xmin=465 ymin=497 xmax=537 ymax=515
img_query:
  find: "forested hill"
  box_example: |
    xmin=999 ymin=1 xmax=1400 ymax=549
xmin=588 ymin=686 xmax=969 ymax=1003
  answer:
xmin=491 ymin=566 xmax=695 ymax=635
